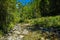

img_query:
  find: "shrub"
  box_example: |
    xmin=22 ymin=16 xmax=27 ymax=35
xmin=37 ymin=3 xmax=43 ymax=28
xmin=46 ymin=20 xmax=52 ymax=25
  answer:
xmin=0 ymin=0 xmax=20 ymax=33
xmin=25 ymin=16 xmax=60 ymax=28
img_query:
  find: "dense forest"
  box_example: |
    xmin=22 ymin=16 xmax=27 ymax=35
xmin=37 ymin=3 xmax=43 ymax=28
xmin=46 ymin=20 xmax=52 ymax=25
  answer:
xmin=0 ymin=0 xmax=60 ymax=40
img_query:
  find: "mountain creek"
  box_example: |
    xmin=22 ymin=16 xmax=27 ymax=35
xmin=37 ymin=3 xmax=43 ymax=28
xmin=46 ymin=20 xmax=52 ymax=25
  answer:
xmin=0 ymin=23 xmax=60 ymax=40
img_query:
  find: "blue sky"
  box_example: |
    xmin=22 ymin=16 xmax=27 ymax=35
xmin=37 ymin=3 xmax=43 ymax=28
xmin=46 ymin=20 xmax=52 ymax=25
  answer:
xmin=17 ymin=0 xmax=33 ymax=6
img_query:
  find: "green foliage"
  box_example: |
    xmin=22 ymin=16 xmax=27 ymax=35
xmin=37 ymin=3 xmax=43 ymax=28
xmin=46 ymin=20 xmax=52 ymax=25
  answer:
xmin=0 ymin=0 xmax=60 ymax=34
xmin=18 ymin=0 xmax=60 ymax=22
xmin=0 ymin=0 xmax=20 ymax=33
xmin=17 ymin=0 xmax=41 ymax=22
xmin=25 ymin=16 xmax=60 ymax=27
xmin=40 ymin=0 xmax=60 ymax=16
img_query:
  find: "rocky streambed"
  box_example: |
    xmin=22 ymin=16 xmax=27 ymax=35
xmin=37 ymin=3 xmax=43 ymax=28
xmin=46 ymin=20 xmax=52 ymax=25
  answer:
xmin=0 ymin=24 xmax=29 ymax=40
xmin=0 ymin=24 xmax=60 ymax=40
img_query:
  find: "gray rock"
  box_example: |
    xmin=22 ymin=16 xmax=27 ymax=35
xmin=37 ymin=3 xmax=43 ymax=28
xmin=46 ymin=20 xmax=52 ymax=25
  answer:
xmin=19 ymin=35 xmax=24 ymax=38
xmin=13 ymin=31 xmax=21 ymax=34
xmin=7 ymin=36 xmax=13 ymax=40
xmin=46 ymin=39 xmax=51 ymax=40
xmin=8 ymin=33 xmax=12 ymax=36
xmin=13 ymin=24 xmax=22 ymax=31
xmin=41 ymin=37 xmax=45 ymax=40
xmin=22 ymin=29 xmax=28 ymax=35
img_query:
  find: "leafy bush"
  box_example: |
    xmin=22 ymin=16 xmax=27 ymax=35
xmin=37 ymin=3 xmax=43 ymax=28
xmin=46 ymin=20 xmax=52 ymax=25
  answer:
xmin=18 ymin=0 xmax=60 ymax=22
xmin=17 ymin=0 xmax=41 ymax=22
xmin=0 ymin=0 xmax=20 ymax=33
xmin=25 ymin=16 xmax=60 ymax=27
